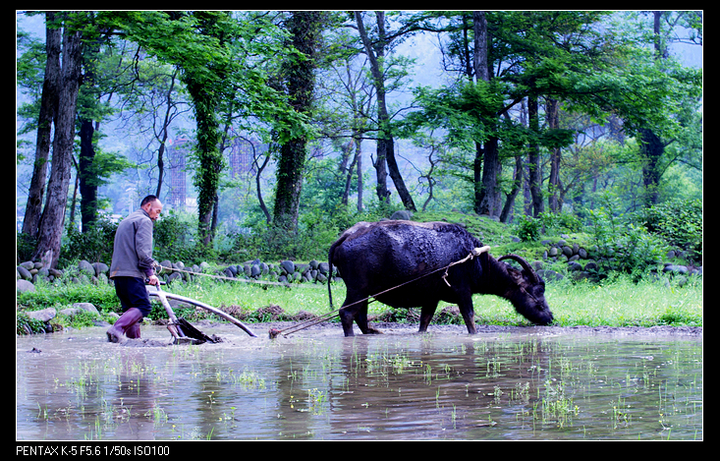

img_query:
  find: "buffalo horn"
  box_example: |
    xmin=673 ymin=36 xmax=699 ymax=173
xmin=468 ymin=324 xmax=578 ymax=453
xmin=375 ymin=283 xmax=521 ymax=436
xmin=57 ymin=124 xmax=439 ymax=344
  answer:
xmin=498 ymin=254 xmax=539 ymax=283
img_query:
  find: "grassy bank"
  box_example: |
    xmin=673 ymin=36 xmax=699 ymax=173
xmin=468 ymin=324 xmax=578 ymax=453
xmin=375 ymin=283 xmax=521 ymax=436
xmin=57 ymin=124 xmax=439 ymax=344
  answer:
xmin=17 ymin=272 xmax=702 ymax=333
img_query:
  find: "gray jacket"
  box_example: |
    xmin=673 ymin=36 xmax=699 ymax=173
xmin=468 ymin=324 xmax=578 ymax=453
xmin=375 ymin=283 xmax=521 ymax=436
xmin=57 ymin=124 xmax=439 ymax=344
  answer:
xmin=109 ymin=208 xmax=156 ymax=279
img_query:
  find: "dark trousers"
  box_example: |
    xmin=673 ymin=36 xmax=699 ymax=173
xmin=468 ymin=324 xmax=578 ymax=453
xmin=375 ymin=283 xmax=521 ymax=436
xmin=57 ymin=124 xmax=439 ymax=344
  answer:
xmin=113 ymin=277 xmax=152 ymax=317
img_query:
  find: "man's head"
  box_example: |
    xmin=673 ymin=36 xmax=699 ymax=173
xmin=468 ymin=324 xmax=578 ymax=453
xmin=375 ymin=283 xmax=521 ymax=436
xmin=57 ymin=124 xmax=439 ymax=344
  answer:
xmin=140 ymin=195 xmax=163 ymax=221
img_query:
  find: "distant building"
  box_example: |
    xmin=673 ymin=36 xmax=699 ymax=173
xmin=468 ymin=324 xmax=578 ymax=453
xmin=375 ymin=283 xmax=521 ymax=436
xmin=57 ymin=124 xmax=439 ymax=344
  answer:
xmin=168 ymin=137 xmax=190 ymax=210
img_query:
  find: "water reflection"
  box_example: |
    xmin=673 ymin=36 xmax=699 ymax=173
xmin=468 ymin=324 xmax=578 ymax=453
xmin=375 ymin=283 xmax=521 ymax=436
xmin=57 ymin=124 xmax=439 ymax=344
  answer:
xmin=17 ymin=325 xmax=702 ymax=440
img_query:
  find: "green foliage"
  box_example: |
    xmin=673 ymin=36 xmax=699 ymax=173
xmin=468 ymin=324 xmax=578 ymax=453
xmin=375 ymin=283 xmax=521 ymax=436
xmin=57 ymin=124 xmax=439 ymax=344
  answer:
xmin=152 ymin=211 xmax=208 ymax=264
xmin=60 ymin=218 xmax=118 ymax=266
xmin=637 ymin=198 xmax=702 ymax=262
xmin=17 ymin=232 xmax=37 ymax=263
xmin=587 ymin=203 xmax=668 ymax=278
xmin=515 ymin=215 xmax=542 ymax=242
xmin=514 ymin=212 xmax=583 ymax=242
xmin=17 ymin=281 xmax=119 ymax=313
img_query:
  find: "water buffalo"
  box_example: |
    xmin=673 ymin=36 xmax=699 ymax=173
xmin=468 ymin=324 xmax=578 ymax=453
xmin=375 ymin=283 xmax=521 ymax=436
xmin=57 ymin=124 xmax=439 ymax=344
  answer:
xmin=328 ymin=220 xmax=553 ymax=336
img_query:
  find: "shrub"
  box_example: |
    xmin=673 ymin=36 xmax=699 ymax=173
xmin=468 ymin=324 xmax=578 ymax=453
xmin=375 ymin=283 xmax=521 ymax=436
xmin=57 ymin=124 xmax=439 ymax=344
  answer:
xmin=588 ymin=206 xmax=668 ymax=278
xmin=637 ymin=198 xmax=702 ymax=263
xmin=60 ymin=217 xmax=118 ymax=267
xmin=515 ymin=215 xmax=542 ymax=242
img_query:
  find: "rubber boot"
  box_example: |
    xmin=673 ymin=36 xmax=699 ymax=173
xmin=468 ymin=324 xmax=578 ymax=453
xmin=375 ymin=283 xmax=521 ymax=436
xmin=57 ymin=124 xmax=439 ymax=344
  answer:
xmin=126 ymin=322 xmax=141 ymax=339
xmin=106 ymin=308 xmax=144 ymax=343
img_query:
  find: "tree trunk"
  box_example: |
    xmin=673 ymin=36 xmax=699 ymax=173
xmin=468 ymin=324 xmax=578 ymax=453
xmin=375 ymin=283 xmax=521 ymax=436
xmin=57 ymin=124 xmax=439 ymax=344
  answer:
xmin=473 ymin=141 xmax=482 ymax=214
xmin=356 ymin=138 xmax=364 ymax=212
xmin=472 ymin=11 xmax=501 ymax=217
xmin=500 ymin=154 xmax=524 ymax=223
xmin=546 ymin=98 xmax=562 ymax=213
xmin=639 ymin=127 xmax=664 ymax=207
xmin=636 ymin=11 xmax=669 ymax=208
xmin=273 ymin=11 xmax=323 ymax=230
xmin=477 ymin=136 xmax=501 ymax=216
xmin=186 ymin=79 xmax=223 ymax=246
xmin=33 ymin=17 xmax=83 ymax=267
xmin=22 ymin=12 xmax=61 ymax=238
xmin=527 ymin=95 xmax=544 ymax=217
xmin=355 ymin=11 xmax=415 ymax=211
xmin=78 ymin=119 xmax=97 ymax=231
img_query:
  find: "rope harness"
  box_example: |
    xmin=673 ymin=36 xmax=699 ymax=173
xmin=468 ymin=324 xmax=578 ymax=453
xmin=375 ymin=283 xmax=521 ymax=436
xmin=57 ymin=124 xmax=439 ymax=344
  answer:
xmin=156 ymin=246 xmax=491 ymax=340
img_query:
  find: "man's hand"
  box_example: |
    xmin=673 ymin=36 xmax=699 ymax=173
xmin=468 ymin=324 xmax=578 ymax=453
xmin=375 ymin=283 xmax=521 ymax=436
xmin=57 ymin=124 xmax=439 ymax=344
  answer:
xmin=147 ymin=274 xmax=160 ymax=286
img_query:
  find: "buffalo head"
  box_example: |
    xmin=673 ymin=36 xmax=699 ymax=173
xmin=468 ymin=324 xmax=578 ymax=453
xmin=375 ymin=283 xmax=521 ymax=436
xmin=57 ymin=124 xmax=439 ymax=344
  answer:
xmin=497 ymin=254 xmax=554 ymax=326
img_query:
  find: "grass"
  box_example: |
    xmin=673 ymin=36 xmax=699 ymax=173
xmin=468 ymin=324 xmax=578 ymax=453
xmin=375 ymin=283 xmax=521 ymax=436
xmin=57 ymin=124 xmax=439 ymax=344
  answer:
xmin=17 ymin=271 xmax=702 ymax=331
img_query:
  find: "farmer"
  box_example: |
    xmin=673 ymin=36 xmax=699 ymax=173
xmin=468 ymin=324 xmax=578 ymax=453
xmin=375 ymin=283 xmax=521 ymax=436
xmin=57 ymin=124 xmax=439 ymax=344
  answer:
xmin=106 ymin=195 xmax=163 ymax=343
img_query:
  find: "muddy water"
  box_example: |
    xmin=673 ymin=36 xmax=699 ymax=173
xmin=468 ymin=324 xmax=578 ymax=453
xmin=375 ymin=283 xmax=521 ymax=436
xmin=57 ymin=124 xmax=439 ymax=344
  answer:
xmin=17 ymin=324 xmax=702 ymax=441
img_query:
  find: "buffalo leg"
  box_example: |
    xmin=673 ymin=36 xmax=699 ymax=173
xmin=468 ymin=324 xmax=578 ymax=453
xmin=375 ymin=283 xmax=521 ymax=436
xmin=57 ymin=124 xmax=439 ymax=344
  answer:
xmin=457 ymin=295 xmax=477 ymax=334
xmin=419 ymin=301 xmax=439 ymax=332
xmin=339 ymin=301 xmax=359 ymax=337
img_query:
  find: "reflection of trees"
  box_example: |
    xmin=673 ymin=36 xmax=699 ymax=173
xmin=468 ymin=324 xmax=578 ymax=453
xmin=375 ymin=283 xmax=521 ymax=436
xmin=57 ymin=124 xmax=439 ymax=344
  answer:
xmin=324 ymin=336 xmax=555 ymax=439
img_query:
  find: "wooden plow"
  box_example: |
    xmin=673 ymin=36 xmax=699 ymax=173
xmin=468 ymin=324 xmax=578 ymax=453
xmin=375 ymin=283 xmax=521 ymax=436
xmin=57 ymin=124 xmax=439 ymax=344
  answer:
xmin=147 ymin=282 xmax=257 ymax=343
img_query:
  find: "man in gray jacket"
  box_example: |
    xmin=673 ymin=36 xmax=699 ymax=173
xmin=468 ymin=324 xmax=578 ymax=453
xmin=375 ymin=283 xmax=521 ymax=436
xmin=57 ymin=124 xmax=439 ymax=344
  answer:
xmin=106 ymin=195 xmax=163 ymax=343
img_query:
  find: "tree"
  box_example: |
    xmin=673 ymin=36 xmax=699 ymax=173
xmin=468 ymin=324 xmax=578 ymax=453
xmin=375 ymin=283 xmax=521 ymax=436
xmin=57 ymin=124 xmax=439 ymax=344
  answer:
xmin=20 ymin=12 xmax=61 ymax=238
xmin=354 ymin=11 xmax=416 ymax=211
xmin=272 ymin=11 xmax=327 ymax=231
xmin=637 ymin=11 xmax=702 ymax=207
xmin=32 ymin=12 xmax=84 ymax=267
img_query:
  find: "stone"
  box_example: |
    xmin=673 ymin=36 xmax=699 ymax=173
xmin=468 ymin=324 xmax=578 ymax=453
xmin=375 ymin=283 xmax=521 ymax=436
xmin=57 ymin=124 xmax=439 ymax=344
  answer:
xmin=17 ymin=266 xmax=32 ymax=281
xmin=78 ymin=260 xmax=95 ymax=277
xmin=17 ymin=279 xmax=35 ymax=293
xmin=26 ymin=308 xmax=57 ymax=323
xmin=92 ymin=262 xmax=109 ymax=276
xmin=390 ymin=210 xmax=413 ymax=221
xmin=584 ymin=261 xmax=599 ymax=272
xmin=280 ymin=260 xmax=295 ymax=275
xmin=72 ymin=302 xmax=99 ymax=314
xmin=250 ymin=264 xmax=261 ymax=277
xmin=663 ymin=264 xmax=689 ymax=274
xmin=19 ymin=261 xmax=35 ymax=270
xmin=568 ymin=261 xmax=583 ymax=272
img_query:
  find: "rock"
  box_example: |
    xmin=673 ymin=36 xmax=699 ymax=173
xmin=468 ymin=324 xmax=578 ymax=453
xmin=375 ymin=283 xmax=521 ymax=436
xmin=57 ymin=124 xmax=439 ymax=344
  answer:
xmin=280 ymin=260 xmax=295 ymax=275
xmin=537 ymin=269 xmax=563 ymax=282
xmin=572 ymin=271 xmax=592 ymax=281
xmin=17 ymin=279 xmax=35 ymax=293
xmin=391 ymin=210 xmax=413 ymax=221
xmin=663 ymin=264 xmax=689 ymax=274
xmin=19 ymin=261 xmax=35 ymax=271
xmin=72 ymin=302 xmax=99 ymax=314
xmin=17 ymin=265 xmax=32 ymax=281
xmin=548 ymin=247 xmax=558 ymax=257
xmin=78 ymin=260 xmax=95 ymax=277
xmin=578 ymin=248 xmax=588 ymax=259
xmin=562 ymin=246 xmax=574 ymax=257
xmin=250 ymin=264 xmax=261 ymax=278
xmin=26 ymin=308 xmax=57 ymax=323
xmin=92 ymin=262 xmax=109 ymax=276
xmin=584 ymin=261 xmax=599 ymax=272
xmin=568 ymin=261 xmax=583 ymax=272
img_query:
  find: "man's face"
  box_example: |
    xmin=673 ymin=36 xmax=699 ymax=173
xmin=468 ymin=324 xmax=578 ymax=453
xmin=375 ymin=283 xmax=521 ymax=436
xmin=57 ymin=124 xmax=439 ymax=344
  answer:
xmin=143 ymin=200 xmax=163 ymax=221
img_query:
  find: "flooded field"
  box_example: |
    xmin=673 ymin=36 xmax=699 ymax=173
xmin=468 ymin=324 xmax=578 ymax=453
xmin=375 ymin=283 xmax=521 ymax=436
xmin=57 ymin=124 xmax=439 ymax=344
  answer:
xmin=16 ymin=323 xmax=702 ymax=441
